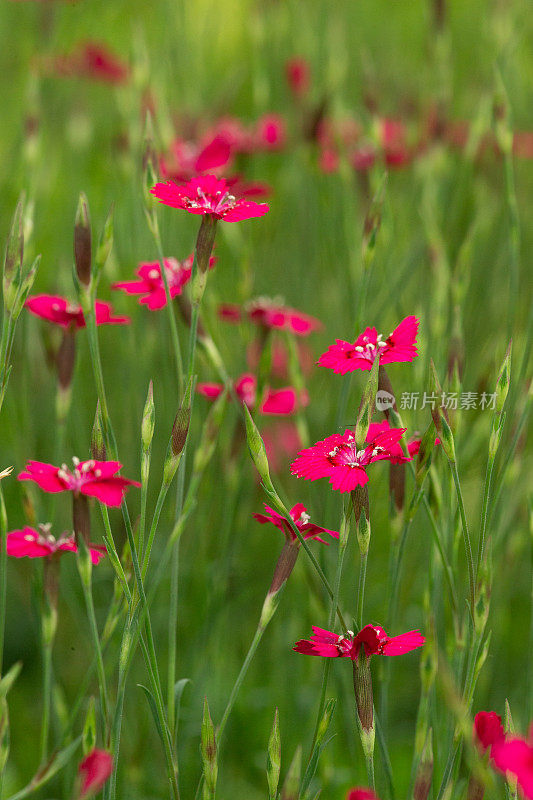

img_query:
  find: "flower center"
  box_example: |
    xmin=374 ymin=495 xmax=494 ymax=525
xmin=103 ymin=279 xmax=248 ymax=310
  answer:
xmin=353 ymin=333 xmax=386 ymax=362
xmin=326 ymin=437 xmax=366 ymax=469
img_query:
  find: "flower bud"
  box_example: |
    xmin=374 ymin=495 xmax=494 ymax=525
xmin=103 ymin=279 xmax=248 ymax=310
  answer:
xmin=3 ymin=199 xmax=24 ymax=307
xmin=195 ymin=215 xmax=217 ymax=276
xmin=141 ymin=380 xmax=155 ymax=454
xmin=163 ymin=377 xmax=192 ymax=487
xmin=353 ymin=650 xmax=374 ymax=735
xmin=430 ymin=361 xmax=456 ymax=462
xmin=415 ymin=422 xmax=435 ymax=487
xmin=74 ymin=193 xmax=92 ymax=288
xmin=267 ymin=708 xmax=281 ymax=800
xmin=268 ymin=541 xmax=299 ymax=596
xmin=243 ymin=405 xmax=274 ymax=492
xmin=495 ymin=341 xmax=511 ymax=415
xmin=493 ymin=71 xmax=513 ymax=156
xmin=414 ymin=730 xmax=433 ymax=800
xmin=77 ymin=749 xmax=113 ymax=800
xmin=201 ymin=697 xmax=217 ymax=800
xmin=356 ymin=507 xmax=371 ymax=558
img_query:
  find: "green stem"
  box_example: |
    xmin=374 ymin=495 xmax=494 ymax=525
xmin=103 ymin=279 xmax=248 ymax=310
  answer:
xmin=39 ymin=638 xmax=53 ymax=764
xmin=0 ymin=485 xmax=7 ymax=673
xmin=78 ymin=563 xmax=110 ymax=733
xmin=357 ymin=552 xmax=368 ymax=632
xmin=168 ymin=459 xmax=186 ymax=737
xmin=449 ymin=461 xmax=476 ymax=619
xmin=141 ymin=484 xmax=168 ymax=579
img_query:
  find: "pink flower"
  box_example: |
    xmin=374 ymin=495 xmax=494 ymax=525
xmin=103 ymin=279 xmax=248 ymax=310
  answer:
xmin=246 ymin=298 xmax=322 ymax=336
xmin=294 ymin=623 xmax=425 ymax=659
xmin=285 ymin=57 xmax=311 ymax=97
xmin=150 ymin=175 xmax=269 ymax=222
xmin=253 ymin=503 xmax=339 ymax=545
xmin=473 ymin=711 xmax=505 ymax=755
xmin=492 ymin=729 xmax=533 ymax=799
xmin=112 ymin=256 xmax=214 ymax=310
xmin=25 ymin=295 xmax=130 ymax=328
xmin=218 ymin=303 xmax=242 ymax=323
xmin=347 ymin=789 xmax=380 ymax=800
xmin=18 ymin=459 xmax=140 ymax=507
xmin=6 ymin=525 xmax=106 ymax=565
xmin=160 ymin=135 xmax=233 ymax=181
xmin=290 ymin=426 xmax=409 ymax=493
xmin=380 ymin=118 xmax=411 ymax=168
xmin=262 ymin=422 xmax=302 ymax=473
xmin=318 ymin=316 xmax=419 ymax=374
xmin=197 ymin=373 xmax=303 ymax=416
xmin=54 ymin=42 xmax=128 ymax=84
xmin=77 ymin=749 xmax=113 ymax=799
xmin=254 ymin=114 xmax=287 ymax=150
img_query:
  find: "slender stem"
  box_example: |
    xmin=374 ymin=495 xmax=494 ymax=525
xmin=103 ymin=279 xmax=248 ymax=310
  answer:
xmin=476 ymin=453 xmax=496 ymax=584
xmin=141 ymin=484 xmax=168 ymax=579
xmin=357 ymin=552 xmax=368 ymax=632
xmin=39 ymin=638 xmax=53 ymax=764
xmin=0 ymin=485 xmax=7 ymax=673
xmin=78 ymin=563 xmax=110 ymax=733
xmin=152 ymin=226 xmax=184 ymax=393
xmin=449 ymin=461 xmax=476 ymax=619
xmin=168 ymin=460 xmax=186 ymax=737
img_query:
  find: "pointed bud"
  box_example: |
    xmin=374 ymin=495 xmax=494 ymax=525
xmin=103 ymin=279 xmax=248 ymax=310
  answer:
xmin=504 ymin=699 xmax=515 ymax=736
xmin=429 ymin=361 xmax=455 ymax=462
xmin=389 ymin=462 xmax=406 ymax=512
xmin=281 ymin=746 xmax=301 ymax=800
xmin=267 ymin=708 xmax=281 ymax=800
xmin=201 ymin=698 xmax=217 ymax=799
xmin=163 ymin=377 xmax=192 ymax=486
xmin=74 ymin=193 xmax=92 ymax=287
xmin=243 ymin=405 xmax=274 ymax=492
xmin=415 ymin=422 xmax=436 ymax=487
xmin=91 ymin=403 xmax=107 ymax=461
xmin=141 ymin=380 xmax=155 ymax=454
xmin=495 ymin=341 xmax=511 ymax=414
xmin=356 ymin=507 xmax=371 ymax=557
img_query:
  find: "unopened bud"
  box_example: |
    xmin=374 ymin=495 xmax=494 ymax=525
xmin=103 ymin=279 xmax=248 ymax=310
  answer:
xmin=74 ymin=193 xmax=92 ymax=287
xmin=430 ymin=361 xmax=456 ymax=462
xmin=414 ymin=730 xmax=433 ymax=800
xmin=267 ymin=708 xmax=281 ymax=800
xmin=195 ymin=215 xmax=217 ymax=276
xmin=163 ymin=378 xmax=192 ymax=486
xmin=495 ymin=341 xmax=511 ymax=414
xmin=201 ymin=698 xmax=217 ymax=799
xmin=3 ymin=199 xmax=24 ymax=294
xmin=356 ymin=508 xmax=371 ymax=557
xmin=493 ymin=71 xmax=513 ymax=155
xmin=389 ymin=462 xmax=405 ymax=512
xmin=243 ymin=405 xmax=274 ymax=491
xmin=141 ymin=380 xmax=155 ymax=454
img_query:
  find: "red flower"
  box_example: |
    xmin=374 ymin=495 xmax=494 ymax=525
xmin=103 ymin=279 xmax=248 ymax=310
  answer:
xmin=473 ymin=711 xmax=505 ymax=755
xmin=318 ymin=316 xmax=419 ymax=374
xmin=160 ymin=135 xmax=234 ymax=181
xmin=7 ymin=525 xmax=106 ymax=565
xmin=294 ymin=624 xmax=425 ymax=659
xmin=54 ymin=42 xmax=128 ymax=84
xmin=77 ymin=749 xmax=113 ymax=799
xmin=197 ymin=373 xmax=303 ymax=416
xmin=285 ymin=57 xmax=311 ymax=97
xmin=18 ymin=459 xmax=140 ymax=507
xmin=290 ymin=426 xmax=409 ymax=493
xmin=346 ymin=789 xmax=380 ymax=800
xmin=150 ymin=175 xmax=269 ymax=222
xmin=492 ymin=728 xmax=533 ymax=799
xmin=380 ymin=118 xmax=411 ymax=168
xmin=247 ymin=297 xmax=322 ymax=336
xmin=253 ymin=503 xmax=339 ymax=545
xmin=25 ymin=295 xmax=130 ymax=328
xmin=112 ymin=256 xmax=214 ymax=310
xmin=254 ymin=114 xmax=287 ymax=150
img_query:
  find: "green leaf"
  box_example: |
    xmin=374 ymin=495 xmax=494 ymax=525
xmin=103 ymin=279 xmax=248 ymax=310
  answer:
xmin=0 ymin=662 xmax=22 ymax=701
xmin=138 ymin=684 xmax=166 ymax=747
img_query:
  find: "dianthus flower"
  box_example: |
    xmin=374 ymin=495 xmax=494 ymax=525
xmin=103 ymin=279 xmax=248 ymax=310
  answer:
xmin=150 ymin=175 xmax=269 ymax=222
xmin=366 ymin=420 xmax=421 ymax=460
xmin=77 ymin=749 xmax=113 ymax=800
xmin=18 ymin=459 xmax=140 ymax=507
xmin=254 ymin=114 xmax=286 ymax=150
xmin=197 ymin=373 xmax=303 ymax=416
xmin=473 ymin=711 xmax=506 ymax=756
xmin=253 ymin=503 xmax=339 ymax=545
xmin=318 ymin=316 xmax=419 ymax=374
xmin=112 ymin=256 xmax=214 ymax=310
xmin=492 ymin=727 xmax=533 ymax=799
xmin=25 ymin=295 xmax=130 ymax=328
xmin=294 ymin=624 xmax=425 ymax=659
xmin=290 ymin=426 xmax=409 ymax=492
xmin=346 ymin=789 xmax=380 ymax=800
xmin=6 ymin=524 xmax=106 ymax=565
xmin=285 ymin=56 xmax=311 ymax=97
xmin=218 ymin=297 xmax=321 ymax=337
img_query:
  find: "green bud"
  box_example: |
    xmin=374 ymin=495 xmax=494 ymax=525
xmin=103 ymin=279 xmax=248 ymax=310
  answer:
xmin=260 ymin=589 xmax=282 ymax=628
xmin=356 ymin=508 xmax=371 ymax=557
xmin=74 ymin=193 xmax=92 ymax=287
xmin=141 ymin=380 xmax=155 ymax=454
xmin=200 ymin=697 xmax=217 ymax=800
xmin=243 ymin=405 xmax=274 ymax=491
xmin=429 ymin=361 xmax=456 ymax=462
xmin=3 ymin=198 xmax=24 ymax=295
xmin=281 ymin=746 xmax=301 ymax=800
xmin=495 ymin=341 xmax=512 ymax=414
xmin=196 ymin=215 xmax=217 ymax=275
xmin=488 ymin=412 xmax=505 ymax=461
xmin=82 ymin=698 xmax=97 ymax=755
xmin=163 ymin=377 xmax=192 ymax=487
xmin=504 ymin=699 xmax=515 ymax=736
xmin=76 ymin=534 xmax=93 ymax=589
xmin=267 ymin=708 xmax=281 ymax=800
